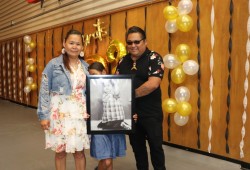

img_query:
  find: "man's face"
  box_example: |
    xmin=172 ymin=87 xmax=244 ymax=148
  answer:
xmin=126 ymin=33 xmax=147 ymax=57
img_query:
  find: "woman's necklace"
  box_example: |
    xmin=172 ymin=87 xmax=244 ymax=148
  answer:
xmin=70 ymin=60 xmax=80 ymax=73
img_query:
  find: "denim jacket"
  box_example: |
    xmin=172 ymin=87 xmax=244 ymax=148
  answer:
xmin=37 ymin=54 xmax=89 ymax=120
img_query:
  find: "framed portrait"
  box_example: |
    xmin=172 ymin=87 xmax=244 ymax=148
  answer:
xmin=86 ymin=75 xmax=135 ymax=134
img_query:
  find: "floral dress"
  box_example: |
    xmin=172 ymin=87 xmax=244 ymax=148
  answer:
xmin=45 ymin=63 xmax=90 ymax=153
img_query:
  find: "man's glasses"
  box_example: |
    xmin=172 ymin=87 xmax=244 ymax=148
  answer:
xmin=126 ymin=39 xmax=144 ymax=45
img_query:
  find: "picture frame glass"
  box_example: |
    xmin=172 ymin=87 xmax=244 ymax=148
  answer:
xmin=86 ymin=75 xmax=134 ymax=134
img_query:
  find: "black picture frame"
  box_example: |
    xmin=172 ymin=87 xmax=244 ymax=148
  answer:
xmin=86 ymin=75 xmax=135 ymax=134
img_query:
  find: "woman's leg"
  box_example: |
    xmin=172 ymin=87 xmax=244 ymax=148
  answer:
xmin=98 ymin=158 xmax=113 ymax=170
xmin=55 ymin=151 xmax=67 ymax=170
xmin=73 ymin=150 xmax=86 ymax=170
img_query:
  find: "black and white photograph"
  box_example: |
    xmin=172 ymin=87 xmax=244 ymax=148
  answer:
xmin=86 ymin=75 xmax=134 ymax=134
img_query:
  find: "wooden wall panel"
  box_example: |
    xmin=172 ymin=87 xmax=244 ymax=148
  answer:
xmin=211 ymin=0 xmax=230 ymax=155
xmin=53 ymin=27 xmax=63 ymax=57
xmin=146 ymin=1 xmax=170 ymax=142
xmin=73 ymin=22 xmax=84 ymax=33
xmin=127 ymin=7 xmax=146 ymax=30
xmin=63 ymin=25 xmax=74 ymax=39
xmin=199 ymin=0 xmax=212 ymax=152
xmin=2 ymin=43 xmax=7 ymax=99
xmin=11 ymin=40 xmax=17 ymax=101
xmin=229 ymin=0 xmax=249 ymax=161
xmin=84 ymin=19 xmax=98 ymax=57
xmin=45 ymin=30 xmax=53 ymax=64
xmin=6 ymin=42 xmax=12 ymax=100
xmin=16 ymin=38 xmax=24 ymax=103
xmin=36 ymin=32 xmax=46 ymax=106
xmin=97 ymin=16 xmax=110 ymax=58
xmin=0 ymin=44 xmax=2 ymax=97
xmin=110 ymin=12 xmax=126 ymax=42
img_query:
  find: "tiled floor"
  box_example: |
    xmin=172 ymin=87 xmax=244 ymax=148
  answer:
xmin=0 ymin=99 xmax=241 ymax=170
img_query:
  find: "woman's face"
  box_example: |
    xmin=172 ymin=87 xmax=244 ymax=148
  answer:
xmin=63 ymin=34 xmax=83 ymax=58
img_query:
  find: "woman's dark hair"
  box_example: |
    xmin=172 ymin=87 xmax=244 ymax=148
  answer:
xmin=63 ymin=29 xmax=83 ymax=73
xmin=126 ymin=26 xmax=146 ymax=40
xmin=88 ymin=62 xmax=105 ymax=72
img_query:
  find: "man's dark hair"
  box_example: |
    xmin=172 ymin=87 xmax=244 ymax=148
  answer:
xmin=126 ymin=26 xmax=146 ymax=40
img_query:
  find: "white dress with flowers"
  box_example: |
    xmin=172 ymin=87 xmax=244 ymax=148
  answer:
xmin=45 ymin=63 xmax=90 ymax=153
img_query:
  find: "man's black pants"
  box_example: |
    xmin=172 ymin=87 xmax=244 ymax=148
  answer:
xmin=129 ymin=117 xmax=166 ymax=170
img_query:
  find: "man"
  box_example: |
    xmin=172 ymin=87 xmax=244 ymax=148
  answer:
xmin=116 ymin=26 xmax=166 ymax=170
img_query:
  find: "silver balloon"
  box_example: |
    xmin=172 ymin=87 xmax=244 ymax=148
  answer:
xmin=178 ymin=0 xmax=193 ymax=15
xmin=175 ymin=86 xmax=190 ymax=102
xmin=25 ymin=44 xmax=32 ymax=53
xmin=26 ymin=77 xmax=33 ymax=85
xmin=24 ymin=85 xmax=31 ymax=94
xmin=163 ymin=54 xmax=181 ymax=69
xmin=27 ymin=58 xmax=34 ymax=65
xmin=174 ymin=112 xmax=189 ymax=126
xmin=165 ymin=20 xmax=178 ymax=33
xmin=182 ymin=60 xmax=199 ymax=75
xmin=23 ymin=35 xmax=31 ymax=44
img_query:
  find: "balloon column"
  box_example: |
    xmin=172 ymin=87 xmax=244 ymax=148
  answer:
xmin=23 ymin=35 xmax=37 ymax=94
xmin=162 ymin=44 xmax=198 ymax=126
xmin=162 ymin=1 xmax=198 ymax=126
xmin=163 ymin=0 xmax=193 ymax=33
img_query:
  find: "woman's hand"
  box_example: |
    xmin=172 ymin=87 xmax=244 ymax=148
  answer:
xmin=40 ymin=120 xmax=50 ymax=130
xmin=83 ymin=113 xmax=90 ymax=120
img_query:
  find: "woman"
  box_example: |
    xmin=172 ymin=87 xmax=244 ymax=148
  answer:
xmin=37 ymin=29 xmax=90 ymax=170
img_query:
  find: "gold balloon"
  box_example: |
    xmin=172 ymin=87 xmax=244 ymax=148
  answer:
xmin=29 ymin=41 xmax=36 ymax=49
xmin=176 ymin=14 xmax=193 ymax=32
xmin=30 ymin=83 xmax=37 ymax=90
xmin=28 ymin=64 xmax=36 ymax=72
xmin=171 ymin=66 xmax=186 ymax=84
xmin=175 ymin=44 xmax=191 ymax=63
xmin=163 ymin=5 xmax=179 ymax=20
xmin=176 ymin=101 xmax=192 ymax=116
xmin=106 ymin=40 xmax=127 ymax=63
xmin=162 ymin=98 xmax=177 ymax=113
xmin=85 ymin=54 xmax=109 ymax=73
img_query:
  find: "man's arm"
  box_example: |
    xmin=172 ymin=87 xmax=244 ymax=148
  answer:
xmin=135 ymin=76 xmax=161 ymax=98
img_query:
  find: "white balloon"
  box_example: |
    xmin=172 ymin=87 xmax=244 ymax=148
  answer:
xmin=175 ymin=86 xmax=190 ymax=102
xmin=23 ymin=35 xmax=31 ymax=44
xmin=178 ymin=0 xmax=193 ymax=15
xmin=26 ymin=77 xmax=33 ymax=85
xmin=165 ymin=20 xmax=178 ymax=33
xmin=27 ymin=58 xmax=34 ymax=65
xmin=174 ymin=112 xmax=189 ymax=126
xmin=163 ymin=54 xmax=181 ymax=69
xmin=25 ymin=44 xmax=32 ymax=53
xmin=182 ymin=60 xmax=199 ymax=75
xmin=24 ymin=85 xmax=31 ymax=94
